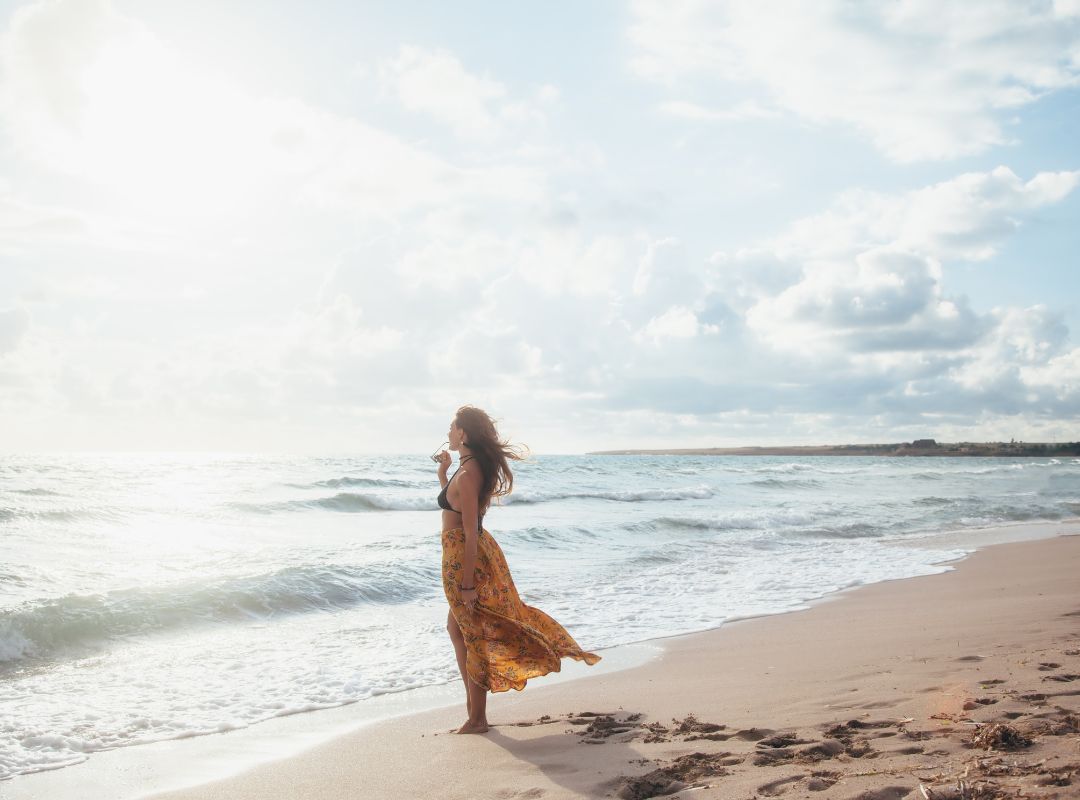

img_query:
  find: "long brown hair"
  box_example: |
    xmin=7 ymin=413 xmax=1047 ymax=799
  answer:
xmin=456 ymin=405 xmax=529 ymax=517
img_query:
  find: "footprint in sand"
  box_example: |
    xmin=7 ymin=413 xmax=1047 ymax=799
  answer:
xmin=756 ymin=774 xmax=806 ymax=796
xmin=902 ymin=729 xmax=933 ymax=740
xmin=753 ymin=738 xmax=848 ymax=766
xmin=826 ymin=719 xmax=898 ymax=735
xmin=802 ymin=739 xmax=849 ymax=761
xmin=889 ymin=745 xmax=924 ymax=755
xmin=732 ymin=727 xmax=775 ymax=742
xmin=671 ymin=714 xmax=729 ymax=741
xmin=753 ymin=748 xmax=796 ymax=766
xmin=847 ymin=786 xmax=913 ymax=800
xmin=1037 ymin=661 xmax=1062 ymax=670
xmin=573 ymin=715 xmax=637 ymax=742
xmin=1025 ymin=707 xmax=1080 ymax=736
xmin=614 ymin=752 xmax=733 ymax=800
xmin=758 ymin=732 xmax=816 ymax=748
xmin=859 ymin=699 xmax=899 ymax=709
xmin=494 ymin=789 xmax=546 ymax=799
xmin=805 ymin=772 xmax=838 ymax=791
xmin=979 ymin=678 xmax=1007 ymax=686
xmin=1042 ymin=672 xmax=1080 ymax=682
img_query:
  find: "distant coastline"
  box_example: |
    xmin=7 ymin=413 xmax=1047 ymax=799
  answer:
xmin=587 ymin=439 xmax=1080 ymax=457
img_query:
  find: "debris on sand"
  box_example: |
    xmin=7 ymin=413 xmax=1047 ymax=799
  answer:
xmin=615 ymin=752 xmax=732 ymax=799
xmin=969 ymin=722 xmax=1033 ymax=751
xmin=671 ymin=713 xmax=726 ymax=734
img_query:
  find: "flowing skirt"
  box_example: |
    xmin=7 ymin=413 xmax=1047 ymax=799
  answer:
xmin=442 ymin=526 xmax=601 ymax=693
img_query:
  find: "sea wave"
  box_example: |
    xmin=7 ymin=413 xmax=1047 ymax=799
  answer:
xmin=508 ymin=525 xmax=602 ymax=544
xmin=231 ymin=492 xmax=433 ymax=514
xmin=506 ymin=485 xmax=714 ymax=504
xmin=0 ymin=561 xmax=440 ymax=666
xmin=958 ymin=506 xmax=1067 ymax=526
xmin=912 ymin=495 xmax=959 ymax=506
xmin=0 ymin=506 xmax=116 ymax=523
xmin=718 ymin=463 xmax=819 ymax=475
xmin=301 ymin=492 xmax=431 ymax=512
xmin=646 ymin=509 xmax=818 ymax=532
xmin=785 ymin=522 xmax=882 ymax=540
xmin=622 ymin=545 xmax=699 ymax=568
xmin=0 ymin=569 xmax=30 ymax=588
xmin=910 ymin=461 xmax=1074 ymax=479
xmin=300 ymin=476 xmax=421 ymax=489
xmin=747 ymin=477 xmax=824 ymax=489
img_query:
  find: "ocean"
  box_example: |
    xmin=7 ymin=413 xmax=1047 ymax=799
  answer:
xmin=1 ymin=452 xmax=1078 ymax=780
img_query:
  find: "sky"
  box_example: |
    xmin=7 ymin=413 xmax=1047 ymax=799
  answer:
xmin=0 ymin=0 xmax=1078 ymax=455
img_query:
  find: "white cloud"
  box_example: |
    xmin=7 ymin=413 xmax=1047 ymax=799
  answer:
xmin=635 ymin=306 xmax=719 ymax=344
xmin=0 ymin=1 xmax=545 ymax=225
xmin=513 ymin=229 xmax=633 ymax=296
xmin=779 ymin=167 xmax=1080 ymax=262
xmin=658 ymin=99 xmax=779 ymax=122
xmin=694 ymin=166 xmax=1080 ymax=426
xmin=629 ymin=0 xmax=1080 ymax=161
xmin=949 ymin=305 xmax=1069 ymax=395
xmin=746 ymin=248 xmax=983 ymax=354
xmin=1021 ymin=346 xmax=1080 ymax=399
xmin=379 ymin=45 xmax=505 ymax=139
xmin=733 ymin=167 xmax=1079 ymax=358
xmin=377 ymin=45 xmax=552 ymax=141
xmin=0 ymin=306 xmax=30 ymax=354
xmin=0 ymin=190 xmax=169 ymax=255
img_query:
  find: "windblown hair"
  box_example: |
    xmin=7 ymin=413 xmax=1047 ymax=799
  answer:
xmin=455 ymin=405 xmax=530 ymax=517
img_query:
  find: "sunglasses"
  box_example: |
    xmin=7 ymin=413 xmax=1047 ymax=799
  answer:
xmin=430 ymin=441 xmax=450 ymax=462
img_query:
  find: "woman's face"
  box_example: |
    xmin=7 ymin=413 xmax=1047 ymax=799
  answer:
xmin=448 ymin=419 xmax=462 ymax=450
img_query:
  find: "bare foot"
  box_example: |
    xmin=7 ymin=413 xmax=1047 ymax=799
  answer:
xmin=456 ymin=719 xmax=489 ymax=734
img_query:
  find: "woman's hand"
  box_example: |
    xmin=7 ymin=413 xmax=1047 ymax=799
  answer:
xmin=435 ymin=450 xmax=451 ymax=475
xmin=460 ymin=587 xmax=478 ymax=609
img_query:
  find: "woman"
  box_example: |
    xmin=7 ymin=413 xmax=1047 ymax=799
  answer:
xmin=435 ymin=405 xmax=601 ymax=734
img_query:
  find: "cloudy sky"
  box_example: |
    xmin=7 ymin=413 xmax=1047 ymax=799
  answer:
xmin=1 ymin=0 xmax=1078 ymax=454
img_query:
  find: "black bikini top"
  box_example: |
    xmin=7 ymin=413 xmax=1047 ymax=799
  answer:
xmin=438 ymin=455 xmax=484 ymax=528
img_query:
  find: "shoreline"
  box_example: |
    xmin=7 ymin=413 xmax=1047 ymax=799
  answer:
xmin=6 ymin=520 xmax=1079 ymax=799
xmin=149 ymin=524 xmax=1079 ymax=800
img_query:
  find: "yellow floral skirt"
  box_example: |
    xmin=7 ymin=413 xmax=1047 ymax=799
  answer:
xmin=442 ymin=526 xmax=601 ymax=693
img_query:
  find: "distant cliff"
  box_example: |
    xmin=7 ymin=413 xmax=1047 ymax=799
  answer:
xmin=587 ymin=440 xmax=1080 ymax=457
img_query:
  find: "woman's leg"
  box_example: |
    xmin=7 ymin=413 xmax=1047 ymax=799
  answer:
xmin=447 ymin=609 xmax=489 ymax=733
xmin=464 ymin=674 xmax=488 ymax=731
xmin=447 ymin=610 xmax=471 ymax=718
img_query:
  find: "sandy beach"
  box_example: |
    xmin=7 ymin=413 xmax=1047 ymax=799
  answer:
xmin=130 ymin=527 xmax=1080 ymax=800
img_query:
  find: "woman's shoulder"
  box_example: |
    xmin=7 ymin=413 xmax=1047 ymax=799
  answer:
xmin=457 ymin=457 xmax=484 ymax=482
xmin=457 ymin=463 xmax=482 ymax=480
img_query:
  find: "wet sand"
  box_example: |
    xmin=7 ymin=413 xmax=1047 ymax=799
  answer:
xmin=145 ymin=528 xmax=1080 ymax=800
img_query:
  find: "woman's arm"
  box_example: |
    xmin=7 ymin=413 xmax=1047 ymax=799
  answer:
xmin=455 ymin=467 xmax=482 ymax=588
xmin=436 ymin=451 xmax=450 ymax=487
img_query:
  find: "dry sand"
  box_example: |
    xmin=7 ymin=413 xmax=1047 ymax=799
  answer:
xmin=148 ymin=531 xmax=1080 ymax=800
